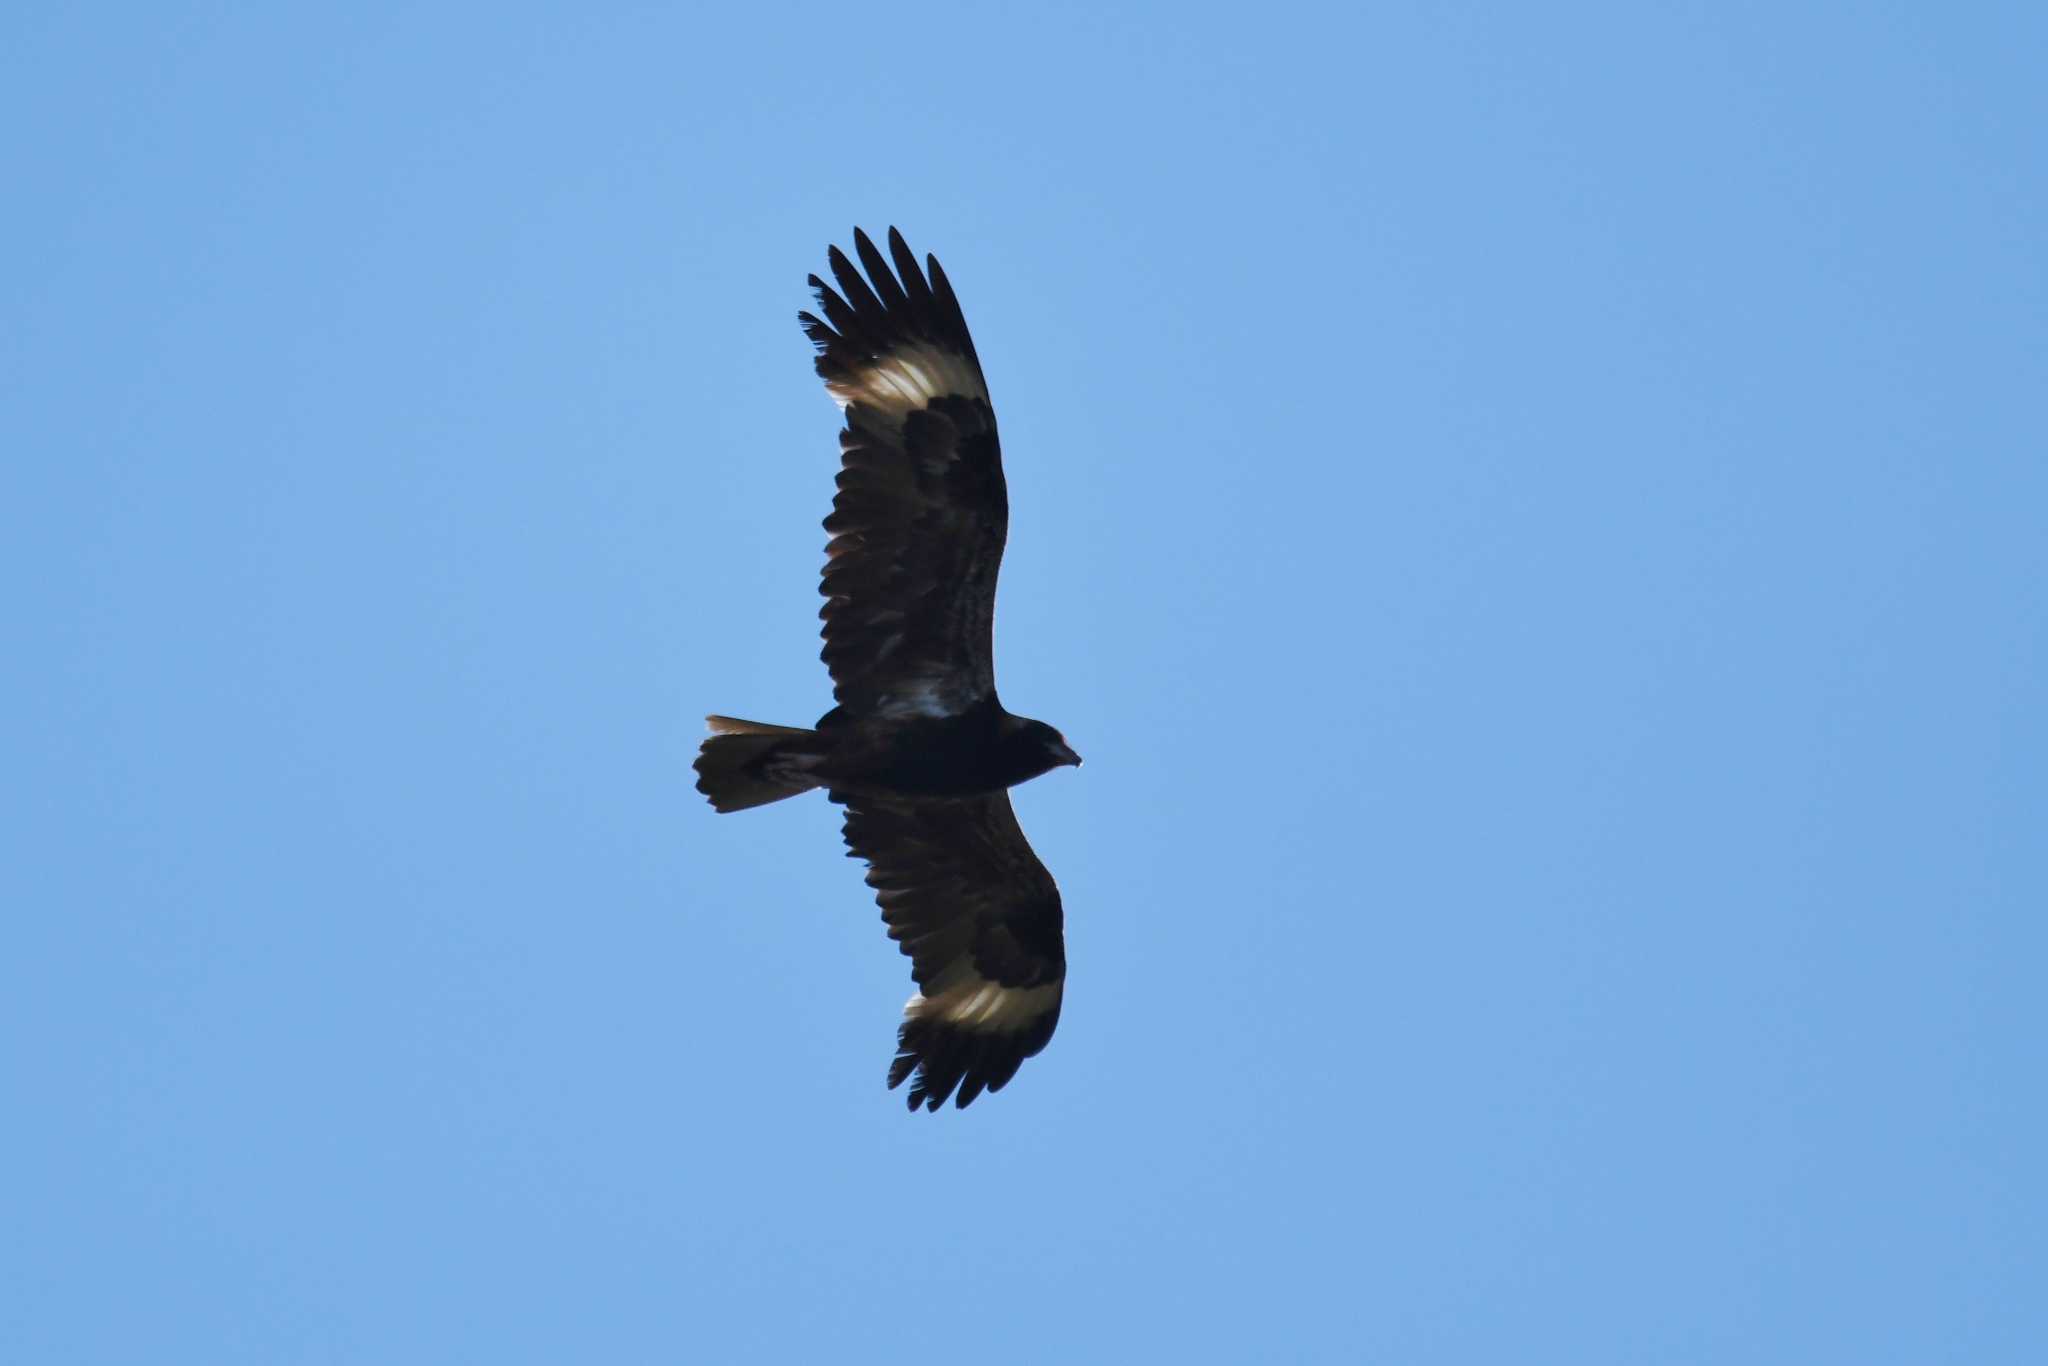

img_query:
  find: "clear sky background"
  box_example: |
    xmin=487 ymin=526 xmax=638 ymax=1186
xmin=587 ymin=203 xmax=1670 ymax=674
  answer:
xmin=7 ymin=4 xmax=2044 ymax=1362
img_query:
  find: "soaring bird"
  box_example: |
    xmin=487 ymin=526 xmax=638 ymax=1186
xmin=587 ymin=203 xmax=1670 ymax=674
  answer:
xmin=694 ymin=229 xmax=1080 ymax=1111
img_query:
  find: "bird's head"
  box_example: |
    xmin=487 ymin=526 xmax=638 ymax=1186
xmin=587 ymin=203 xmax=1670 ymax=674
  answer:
xmin=1003 ymin=716 xmax=1082 ymax=781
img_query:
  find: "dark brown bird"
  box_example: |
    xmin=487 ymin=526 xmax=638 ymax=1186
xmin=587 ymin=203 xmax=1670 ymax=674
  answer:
xmin=694 ymin=228 xmax=1080 ymax=1111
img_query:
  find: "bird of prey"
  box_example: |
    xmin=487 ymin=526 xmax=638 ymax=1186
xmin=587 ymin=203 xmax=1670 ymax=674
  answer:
xmin=694 ymin=228 xmax=1081 ymax=1111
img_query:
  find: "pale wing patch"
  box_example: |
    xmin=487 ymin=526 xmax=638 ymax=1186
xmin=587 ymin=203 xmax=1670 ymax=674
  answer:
xmin=871 ymin=674 xmax=974 ymax=719
xmin=906 ymin=977 xmax=1061 ymax=1034
xmin=825 ymin=342 xmax=986 ymax=418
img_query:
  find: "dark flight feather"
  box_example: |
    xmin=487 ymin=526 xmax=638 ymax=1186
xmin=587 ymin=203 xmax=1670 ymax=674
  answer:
xmin=837 ymin=790 xmax=1065 ymax=1111
xmin=801 ymin=231 xmax=1006 ymax=722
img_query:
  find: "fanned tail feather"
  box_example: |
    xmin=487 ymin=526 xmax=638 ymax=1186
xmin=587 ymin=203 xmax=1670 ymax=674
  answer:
xmin=693 ymin=716 xmax=821 ymax=813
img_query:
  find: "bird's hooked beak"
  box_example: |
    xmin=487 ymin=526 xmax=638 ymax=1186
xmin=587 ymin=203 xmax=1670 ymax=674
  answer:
xmin=1052 ymin=739 xmax=1083 ymax=769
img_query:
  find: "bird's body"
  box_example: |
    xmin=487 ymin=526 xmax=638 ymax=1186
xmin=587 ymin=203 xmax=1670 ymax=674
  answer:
xmin=821 ymin=701 xmax=1077 ymax=799
xmin=698 ymin=702 xmax=1075 ymax=810
xmin=695 ymin=229 xmax=1079 ymax=1111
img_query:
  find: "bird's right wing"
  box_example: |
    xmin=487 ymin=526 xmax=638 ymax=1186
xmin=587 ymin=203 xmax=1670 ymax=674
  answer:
xmin=834 ymin=790 xmax=1066 ymax=1111
xmin=801 ymin=228 xmax=1009 ymax=723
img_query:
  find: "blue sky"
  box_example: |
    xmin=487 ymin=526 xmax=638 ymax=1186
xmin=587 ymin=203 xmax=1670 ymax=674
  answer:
xmin=7 ymin=3 xmax=2044 ymax=1361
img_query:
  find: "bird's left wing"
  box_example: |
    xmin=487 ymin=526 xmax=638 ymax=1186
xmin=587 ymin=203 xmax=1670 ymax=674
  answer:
xmin=835 ymin=790 xmax=1066 ymax=1111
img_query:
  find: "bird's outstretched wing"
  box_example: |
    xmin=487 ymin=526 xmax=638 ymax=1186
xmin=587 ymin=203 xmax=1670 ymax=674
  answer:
xmin=835 ymin=790 xmax=1066 ymax=1110
xmin=801 ymin=228 xmax=1006 ymax=722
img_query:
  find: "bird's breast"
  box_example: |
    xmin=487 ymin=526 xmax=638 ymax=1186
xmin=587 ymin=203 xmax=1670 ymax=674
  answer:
xmin=820 ymin=713 xmax=1014 ymax=798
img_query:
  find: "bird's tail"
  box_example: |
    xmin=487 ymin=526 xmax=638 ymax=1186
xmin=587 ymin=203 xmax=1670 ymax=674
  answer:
xmin=693 ymin=716 xmax=823 ymax=813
